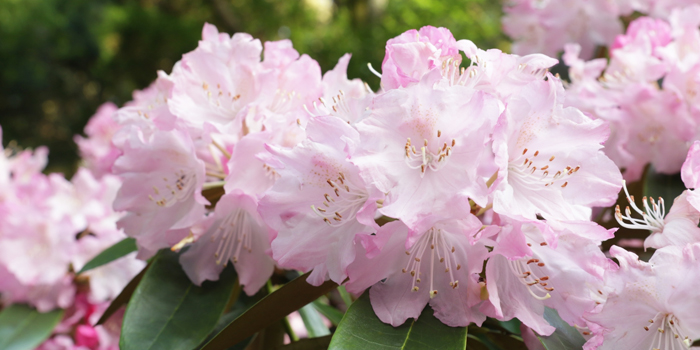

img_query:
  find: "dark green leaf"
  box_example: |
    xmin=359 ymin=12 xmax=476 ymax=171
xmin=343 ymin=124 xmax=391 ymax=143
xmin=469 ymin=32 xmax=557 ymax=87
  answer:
xmin=311 ymin=299 xmax=344 ymax=325
xmin=0 ymin=304 xmax=64 ymax=350
xmin=298 ymin=303 xmax=331 ymax=337
xmin=201 ymin=272 xmax=338 ymax=350
xmin=120 ymin=249 xmax=237 ymax=350
xmin=78 ymin=237 xmax=137 ymax=274
xmin=536 ymin=307 xmax=587 ymax=350
xmin=328 ymin=292 xmax=468 ymax=350
xmin=274 ymin=335 xmax=332 ymax=350
xmin=95 ymin=261 xmax=150 ymax=326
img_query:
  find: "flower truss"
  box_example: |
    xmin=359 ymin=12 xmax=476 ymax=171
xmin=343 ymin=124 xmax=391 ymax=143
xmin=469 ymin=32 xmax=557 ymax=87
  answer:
xmin=4 ymin=3 xmax=700 ymax=349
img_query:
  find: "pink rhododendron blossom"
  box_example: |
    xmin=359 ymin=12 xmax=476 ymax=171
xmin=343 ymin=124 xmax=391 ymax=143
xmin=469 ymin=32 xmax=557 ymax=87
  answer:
xmin=483 ymin=216 xmax=614 ymax=335
xmin=610 ymin=17 xmax=672 ymax=54
xmin=74 ymin=102 xmax=121 ymax=178
xmin=586 ymin=244 xmax=700 ymax=349
xmin=380 ymin=26 xmax=461 ymax=90
xmin=260 ymin=115 xmax=381 ymax=285
xmin=353 ymin=71 xmax=499 ymax=231
xmin=180 ymin=191 xmax=275 ymax=295
xmin=491 ymin=77 xmax=622 ymax=221
xmin=113 ymin=128 xmax=207 ymax=259
xmin=682 ymin=138 xmax=700 ymax=212
xmin=502 ymin=0 xmax=624 ymax=59
xmin=346 ymin=218 xmax=490 ymax=327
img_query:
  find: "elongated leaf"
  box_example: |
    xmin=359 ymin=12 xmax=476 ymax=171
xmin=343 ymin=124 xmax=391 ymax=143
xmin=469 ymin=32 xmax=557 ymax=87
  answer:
xmin=274 ymin=335 xmax=332 ymax=350
xmin=536 ymin=307 xmax=586 ymax=350
xmin=0 ymin=304 xmax=64 ymax=350
xmin=78 ymin=237 xmax=137 ymax=274
xmin=96 ymin=261 xmax=150 ymax=325
xmin=311 ymin=299 xmax=344 ymax=325
xmin=298 ymin=303 xmax=331 ymax=337
xmin=120 ymin=249 xmax=237 ymax=350
xmin=201 ymin=272 xmax=338 ymax=350
xmin=328 ymin=292 xmax=468 ymax=350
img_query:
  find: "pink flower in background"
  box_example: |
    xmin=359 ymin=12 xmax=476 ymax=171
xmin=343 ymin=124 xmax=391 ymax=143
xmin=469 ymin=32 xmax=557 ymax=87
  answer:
xmin=74 ymin=102 xmax=122 ymax=178
xmin=586 ymin=244 xmax=700 ymax=349
xmin=346 ymin=218 xmax=490 ymax=327
xmin=179 ymin=191 xmax=275 ymax=295
xmin=113 ymin=128 xmax=207 ymax=259
xmin=610 ymin=17 xmax=672 ymax=54
xmin=352 ymin=71 xmax=499 ymax=231
xmin=502 ymin=0 xmax=624 ymax=59
xmin=259 ymin=115 xmax=381 ymax=285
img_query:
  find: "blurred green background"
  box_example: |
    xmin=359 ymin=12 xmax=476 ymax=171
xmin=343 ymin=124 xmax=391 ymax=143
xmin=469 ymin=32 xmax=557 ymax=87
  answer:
xmin=0 ymin=0 xmax=507 ymax=174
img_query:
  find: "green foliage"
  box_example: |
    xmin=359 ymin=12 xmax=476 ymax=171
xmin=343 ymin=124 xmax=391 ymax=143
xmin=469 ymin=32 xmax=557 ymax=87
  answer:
xmin=0 ymin=0 xmax=506 ymax=174
xmin=328 ymin=292 xmax=468 ymax=350
xmin=120 ymin=249 xmax=237 ymax=350
xmin=0 ymin=304 xmax=64 ymax=350
xmin=536 ymin=308 xmax=587 ymax=350
xmin=78 ymin=237 xmax=138 ymax=274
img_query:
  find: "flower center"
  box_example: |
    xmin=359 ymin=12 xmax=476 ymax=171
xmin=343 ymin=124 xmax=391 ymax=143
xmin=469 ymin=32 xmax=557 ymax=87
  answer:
xmin=211 ymin=209 xmax=254 ymax=265
xmin=507 ymin=247 xmax=554 ymax=301
xmin=509 ymin=148 xmax=579 ymax=188
xmin=615 ymin=180 xmax=666 ymax=233
xmin=645 ymin=313 xmax=692 ymax=350
xmin=202 ymin=81 xmax=242 ymax=114
xmin=401 ymin=227 xmax=461 ymax=299
xmin=148 ymin=169 xmax=197 ymax=207
xmin=311 ymin=172 xmax=368 ymax=227
xmin=269 ymin=89 xmax=298 ymax=114
xmin=404 ymin=130 xmax=456 ymax=177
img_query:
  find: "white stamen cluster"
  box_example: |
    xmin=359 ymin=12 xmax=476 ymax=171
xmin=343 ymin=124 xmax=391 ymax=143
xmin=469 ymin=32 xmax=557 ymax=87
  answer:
xmin=211 ymin=209 xmax=254 ymax=265
xmin=508 ymin=246 xmax=554 ymax=300
xmin=404 ymin=130 xmax=456 ymax=177
xmin=510 ymin=148 xmax=579 ymax=188
xmin=645 ymin=313 xmax=692 ymax=350
xmin=615 ymin=180 xmax=666 ymax=232
xmin=401 ymin=227 xmax=461 ymax=299
xmin=311 ymin=172 xmax=368 ymax=227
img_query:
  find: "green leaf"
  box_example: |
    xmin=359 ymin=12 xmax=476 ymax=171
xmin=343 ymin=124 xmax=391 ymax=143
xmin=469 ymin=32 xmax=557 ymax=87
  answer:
xmin=201 ymin=272 xmax=338 ymax=350
xmin=328 ymin=292 xmax=468 ymax=350
xmin=0 ymin=304 xmax=64 ymax=350
xmin=536 ymin=307 xmax=587 ymax=350
xmin=643 ymin=167 xmax=686 ymax=207
xmin=311 ymin=299 xmax=344 ymax=325
xmin=78 ymin=237 xmax=137 ymax=274
xmin=273 ymin=335 xmax=332 ymax=350
xmin=298 ymin=303 xmax=331 ymax=337
xmin=96 ymin=261 xmax=150 ymax=325
xmin=120 ymin=249 xmax=237 ymax=350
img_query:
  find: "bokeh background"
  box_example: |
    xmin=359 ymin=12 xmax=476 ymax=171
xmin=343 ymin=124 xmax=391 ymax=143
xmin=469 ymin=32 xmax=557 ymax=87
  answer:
xmin=0 ymin=0 xmax=507 ymax=174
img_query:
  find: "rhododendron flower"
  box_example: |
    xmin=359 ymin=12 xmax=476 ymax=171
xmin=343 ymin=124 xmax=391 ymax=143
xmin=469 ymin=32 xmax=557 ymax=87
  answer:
xmin=483 ymin=216 xmax=614 ymax=335
xmin=586 ymin=244 xmax=700 ymax=349
xmin=682 ymin=141 xmax=700 ymax=212
xmin=259 ymin=115 xmax=381 ymax=285
xmin=180 ymin=191 xmax=275 ymax=295
xmin=491 ymin=77 xmax=622 ymax=221
xmin=346 ymin=218 xmax=489 ymax=327
xmin=74 ymin=102 xmax=121 ymax=178
xmin=380 ymin=26 xmax=461 ymax=90
xmin=113 ymin=128 xmax=207 ymax=259
xmin=353 ymin=71 xmax=499 ymax=231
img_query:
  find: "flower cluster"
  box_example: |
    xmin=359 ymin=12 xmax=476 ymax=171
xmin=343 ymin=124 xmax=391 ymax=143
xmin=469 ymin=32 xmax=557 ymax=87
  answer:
xmin=564 ymin=6 xmax=700 ymax=181
xmin=0 ymin=123 xmax=145 ymax=349
xmin=96 ymin=23 xmax=633 ymax=339
xmin=502 ymin=0 xmax=700 ymax=60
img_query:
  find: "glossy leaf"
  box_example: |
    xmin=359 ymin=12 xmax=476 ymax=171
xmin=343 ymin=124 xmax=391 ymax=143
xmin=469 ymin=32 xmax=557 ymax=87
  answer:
xmin=328 ymin=292 xmax=468 ymax=350
xmin=311 ymin=299 xmax=344 ymax=325
xmin=201 ymin=272 xmax=338 ymax=350
xmin=96 ymin=261 xmax=150 ymax=325
xmin=78 ymin=237 xmax=137 ymax=274
xmin=274 ymin=335 xmax=332 ymax=350
xmin=0 ymin=304 xmax=64 ymax=350
xmin=298 ymin=303 xmax=331 ymax=337
xmin=536 ymin=307 xmax=587 ymax=350
xmin=120 ymin=249 xmax=237 ymax=350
